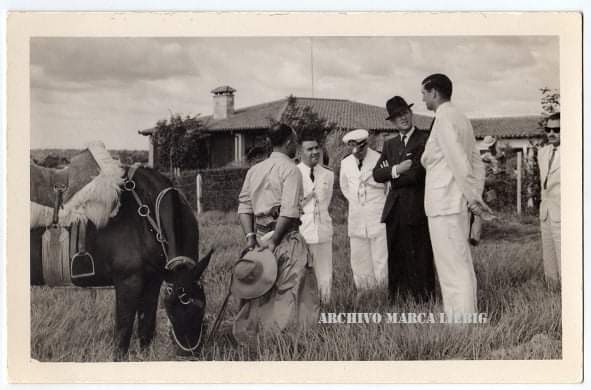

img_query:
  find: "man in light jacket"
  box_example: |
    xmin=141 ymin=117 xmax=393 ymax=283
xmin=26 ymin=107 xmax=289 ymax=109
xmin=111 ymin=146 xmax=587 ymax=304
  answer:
xmin=538 ymin=112 xmax=561 ymax=287
xmin=339 ymin=129 xmax=388 ymax=292
xmin=298 ymin=129 xmax=334 ymax=304
xmin=419 ymin=73 xmax=491 ymax=321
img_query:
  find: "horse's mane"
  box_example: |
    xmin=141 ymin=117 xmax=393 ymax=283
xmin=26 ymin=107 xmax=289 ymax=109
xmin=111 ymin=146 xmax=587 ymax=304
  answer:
xmin=129 ymin=167 xmax=196 ymax=226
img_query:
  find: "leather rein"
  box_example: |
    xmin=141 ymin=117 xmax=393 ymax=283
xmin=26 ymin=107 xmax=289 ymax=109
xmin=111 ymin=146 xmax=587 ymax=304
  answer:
xmin=122 ymin=166 xmax=196 ymax=270
xmin=122 ymin=166 xmax=203 ymax=353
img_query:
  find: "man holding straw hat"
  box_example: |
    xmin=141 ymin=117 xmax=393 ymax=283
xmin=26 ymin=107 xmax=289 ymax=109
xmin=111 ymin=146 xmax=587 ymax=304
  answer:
xmin=233 ymin=123 xmax=320 ymax=344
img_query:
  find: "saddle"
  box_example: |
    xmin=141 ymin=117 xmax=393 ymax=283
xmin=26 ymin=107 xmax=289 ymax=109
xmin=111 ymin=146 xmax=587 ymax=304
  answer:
xmin=31 ymin=141 xmax=123 ymax=286
xmin=30 ymin=149 xmax=101 ymax=208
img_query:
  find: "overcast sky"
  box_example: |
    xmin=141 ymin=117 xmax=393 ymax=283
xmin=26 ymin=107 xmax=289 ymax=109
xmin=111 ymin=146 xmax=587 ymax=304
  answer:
xmin=31 ymin=36 xmax=559 ymax=150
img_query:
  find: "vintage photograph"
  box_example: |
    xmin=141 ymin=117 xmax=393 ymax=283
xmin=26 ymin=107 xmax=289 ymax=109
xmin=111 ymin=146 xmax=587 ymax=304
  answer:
xmin=7 ymin=11 xmax=582 ymax=383
xmin=29 ymin=34 xmax=563 ymax=361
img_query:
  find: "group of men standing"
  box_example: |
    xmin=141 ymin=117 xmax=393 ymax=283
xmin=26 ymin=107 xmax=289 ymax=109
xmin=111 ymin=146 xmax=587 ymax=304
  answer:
xmin=234 ymin=72 xmax=560 ymax=344
xmin=338 ymin=73 xmax=492 ymax=317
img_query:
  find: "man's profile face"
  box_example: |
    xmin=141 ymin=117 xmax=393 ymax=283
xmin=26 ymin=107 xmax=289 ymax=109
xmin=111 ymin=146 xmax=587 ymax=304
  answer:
xmin=300 ymin=140 xmax=320 ymax=167
xmin=348 ymin=140 xmax=369 ymax=161
xmin=390 ymin=109 xmax=413 ymax=132
xmin=421 ymin=86 xmax=435 ymax=111
xmin=545 ymin=118 xmax=560 ymax=147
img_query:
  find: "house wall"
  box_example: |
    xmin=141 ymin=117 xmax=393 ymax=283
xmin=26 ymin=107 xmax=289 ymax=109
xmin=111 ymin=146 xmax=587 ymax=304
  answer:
xmin=209 ymin=133 xmax=235 ymax=168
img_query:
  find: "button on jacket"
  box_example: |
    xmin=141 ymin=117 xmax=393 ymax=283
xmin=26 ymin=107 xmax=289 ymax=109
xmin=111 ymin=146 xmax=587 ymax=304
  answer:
xmin=298 ymin=163 xmax=334 ymax=244
xmin=420 ymin=102 xmax=485 ymax=216
xmin=339 ymin=148 xmax=387 ymax=238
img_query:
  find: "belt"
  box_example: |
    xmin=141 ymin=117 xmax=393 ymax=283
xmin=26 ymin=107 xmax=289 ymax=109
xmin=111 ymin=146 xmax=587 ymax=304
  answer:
xmin=255 ymin=219 xmax=300 ymax=235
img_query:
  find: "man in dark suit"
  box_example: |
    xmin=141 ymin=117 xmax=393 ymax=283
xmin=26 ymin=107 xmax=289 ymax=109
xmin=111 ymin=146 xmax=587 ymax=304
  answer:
xmin=372 ymin=96 xmax=435 ymax=302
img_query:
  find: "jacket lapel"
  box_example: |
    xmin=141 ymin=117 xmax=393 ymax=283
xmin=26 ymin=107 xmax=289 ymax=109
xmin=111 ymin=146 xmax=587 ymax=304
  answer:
xmin=399 ymin=128 xmax=420 ymax=162
xmin=393 ymin=135 xmax=405 ymax=163
xmin=549 ymin=148 xmax=560 ymax=173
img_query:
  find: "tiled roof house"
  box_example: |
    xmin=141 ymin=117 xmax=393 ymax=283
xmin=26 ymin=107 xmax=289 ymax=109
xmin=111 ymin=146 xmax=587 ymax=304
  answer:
xmin=139 ymin=86 xmax=544 ymax=168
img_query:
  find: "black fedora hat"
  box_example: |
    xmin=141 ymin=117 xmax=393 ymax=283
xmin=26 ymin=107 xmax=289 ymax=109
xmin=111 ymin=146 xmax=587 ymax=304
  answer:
xmin=385 ymin=96 xmax=414 ymax=120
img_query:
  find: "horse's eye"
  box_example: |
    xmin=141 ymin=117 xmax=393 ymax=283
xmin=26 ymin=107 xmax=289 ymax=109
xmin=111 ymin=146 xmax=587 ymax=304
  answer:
xmin=166 ymin=286 xmax=173 ymax=295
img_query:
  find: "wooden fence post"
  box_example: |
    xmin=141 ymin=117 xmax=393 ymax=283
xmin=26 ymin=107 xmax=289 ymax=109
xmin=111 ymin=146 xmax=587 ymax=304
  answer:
xmin=196 ymin=173 xmax=202 ymax=215
xmin=516 ymin=151 xmax=522 ymax=215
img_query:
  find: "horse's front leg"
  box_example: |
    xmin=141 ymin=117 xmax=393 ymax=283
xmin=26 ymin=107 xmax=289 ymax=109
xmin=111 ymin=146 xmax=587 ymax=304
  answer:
xmin=113 ymin=273 xmax=143 ymax=361
xmin=138 ymin=276 xmax=162 ymax=351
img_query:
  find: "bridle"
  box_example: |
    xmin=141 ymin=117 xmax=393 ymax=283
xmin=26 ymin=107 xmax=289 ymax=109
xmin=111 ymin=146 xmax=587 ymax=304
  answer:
xmin=122 ymin=165 xmax=197 ymax=270
xmin=122 ymin=165 xmax=204 ymax=352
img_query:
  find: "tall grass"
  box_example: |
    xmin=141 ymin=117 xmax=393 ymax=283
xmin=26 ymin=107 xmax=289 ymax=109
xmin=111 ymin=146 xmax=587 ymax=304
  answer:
xmin=30 ymin=212 xmax=561 ymax=361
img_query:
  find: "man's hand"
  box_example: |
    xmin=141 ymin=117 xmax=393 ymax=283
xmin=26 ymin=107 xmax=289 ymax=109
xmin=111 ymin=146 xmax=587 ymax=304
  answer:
xmin=468 ymin=199 xmax=496 ymax=221
xmin=379 ymin=160 xmax=390 ymax=169
xmin=257 ymin=239 xmax=277 ymax=253
xmin=396 ymin=159 xmax=412 ymax=175
xmin=240 ymin=235 xmax=258 ymax=257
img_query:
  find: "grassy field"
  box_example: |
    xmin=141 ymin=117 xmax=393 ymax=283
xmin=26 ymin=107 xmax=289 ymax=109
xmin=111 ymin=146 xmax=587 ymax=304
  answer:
xmin=30 ymin=211 xmax=561 ymax=361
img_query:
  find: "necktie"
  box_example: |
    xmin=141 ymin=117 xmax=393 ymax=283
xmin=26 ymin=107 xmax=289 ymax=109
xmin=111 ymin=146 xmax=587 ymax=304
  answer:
xmin=543 ymin=147 xmax=557 ymax=190
xmin=310 ymin=166 xmax=315 ymax=182
xmin=358 ymin=159 xmax=363 ymax=170
xmin=401 ymin=134 xmax=407 ymax=146
xmin=429 ymin=118 xmax=435 ymax=131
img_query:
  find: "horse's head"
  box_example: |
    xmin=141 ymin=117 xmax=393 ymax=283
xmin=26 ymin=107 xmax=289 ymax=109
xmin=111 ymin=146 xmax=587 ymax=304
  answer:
xmin=163 ymin=249 xmax=213 ymax=354
xmin=126 ymin=167 xmax=213 ymax=353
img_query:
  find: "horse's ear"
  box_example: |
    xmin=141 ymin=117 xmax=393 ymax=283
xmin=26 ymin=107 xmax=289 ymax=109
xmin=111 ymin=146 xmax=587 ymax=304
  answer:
xmin=193 ymin=248 xmax=214 ymax=279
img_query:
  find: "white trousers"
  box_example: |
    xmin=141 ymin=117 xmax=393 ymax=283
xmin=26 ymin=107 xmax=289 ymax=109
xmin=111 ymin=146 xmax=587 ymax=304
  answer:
xmin=308 ymin=241 xmax=333 ymax=304
xmin=349 ymin=233 xmax=388 ymax=290
xmin=540 ymin=217 xmax=561 ymax=283
xmin=428 ymin=211 xmax=477 ymax=318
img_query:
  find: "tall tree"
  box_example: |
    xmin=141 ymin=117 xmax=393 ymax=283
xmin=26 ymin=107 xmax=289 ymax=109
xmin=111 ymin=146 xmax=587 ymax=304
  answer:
xmin=154 ymin=114 xmax=209 ymax=174
xmin=267 ymin=95 xmax=338 ymax=165
xmin=539 ymin=87 xmax=560 ymax=121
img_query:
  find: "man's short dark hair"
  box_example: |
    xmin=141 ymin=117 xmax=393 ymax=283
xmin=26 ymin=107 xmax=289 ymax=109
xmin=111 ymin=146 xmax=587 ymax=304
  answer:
xmin=547 ymin=112 xmax=560 ymax=121
xmin=299 ymin=128 xmax=320 ymax=145
xmin=268 ymin=123 xmax=295 ymax=147
xmin=422 ymin=73 xmax=453 ymax=100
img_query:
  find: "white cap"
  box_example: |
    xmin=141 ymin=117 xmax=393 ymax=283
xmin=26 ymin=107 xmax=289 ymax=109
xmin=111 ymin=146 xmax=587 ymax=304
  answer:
xmin=482 ymin=136 xmax=497 ymax=148
xmin=342 ymin=129 xmax=369 ymax=144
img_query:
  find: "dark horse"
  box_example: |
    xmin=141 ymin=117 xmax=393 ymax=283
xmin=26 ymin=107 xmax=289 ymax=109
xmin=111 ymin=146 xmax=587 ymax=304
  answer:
xmin=30 ymin=166 xmax=213 ymax=360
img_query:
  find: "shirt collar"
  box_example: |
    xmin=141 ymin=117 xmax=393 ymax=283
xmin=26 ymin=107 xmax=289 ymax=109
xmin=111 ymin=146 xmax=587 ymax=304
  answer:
xmin=298 ymin=162 xmax=316 ymax=173
xmin=435 ymin=101 xmax=451 ymax=114
xmin=270 ymin=151 xmax=292 ymax=161
xmin=400 ymin=126 xmax=416 ymax=140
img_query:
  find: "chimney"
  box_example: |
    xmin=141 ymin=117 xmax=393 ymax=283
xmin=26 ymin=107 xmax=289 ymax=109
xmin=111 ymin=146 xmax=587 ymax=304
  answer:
xmin=211 ymin=85 xmax=236 ymax=120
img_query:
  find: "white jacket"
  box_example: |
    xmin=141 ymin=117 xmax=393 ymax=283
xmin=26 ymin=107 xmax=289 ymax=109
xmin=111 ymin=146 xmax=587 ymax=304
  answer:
xmin=298 ymin=163 xmax=334 ymax=243
xmin=538 ymin=144 xmax=560 ymax=222
xmin=339 ymin=148 xmax=387 ymax=238
xmin=420 ymin=102 xmax=485 ymax=217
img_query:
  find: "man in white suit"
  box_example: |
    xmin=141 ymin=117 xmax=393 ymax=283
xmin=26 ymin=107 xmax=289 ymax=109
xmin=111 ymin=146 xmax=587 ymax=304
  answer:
xmin=538 ymin=112 xmax=561 ymax=287
xmin=298 ymin=130 xmax=334 ymax=304
xmin=339 ymin=129 xmax=388 ymax=291
xmin=419 ymin=73 xmax=492 ymax=320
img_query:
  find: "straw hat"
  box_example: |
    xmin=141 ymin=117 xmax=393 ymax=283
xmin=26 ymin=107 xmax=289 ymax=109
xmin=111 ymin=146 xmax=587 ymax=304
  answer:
xmin=231 ymin=248 xmax=277 ymax=299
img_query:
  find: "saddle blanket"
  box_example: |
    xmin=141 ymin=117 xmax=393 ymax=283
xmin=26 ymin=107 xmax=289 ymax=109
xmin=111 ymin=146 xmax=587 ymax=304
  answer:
xmin=31 ymin=141 xmax=124 ymax=229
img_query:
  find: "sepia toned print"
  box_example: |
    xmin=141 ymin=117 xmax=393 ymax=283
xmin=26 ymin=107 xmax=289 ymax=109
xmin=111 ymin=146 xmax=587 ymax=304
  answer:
xmin=7 ymin=12 xmax=582 ymax=383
